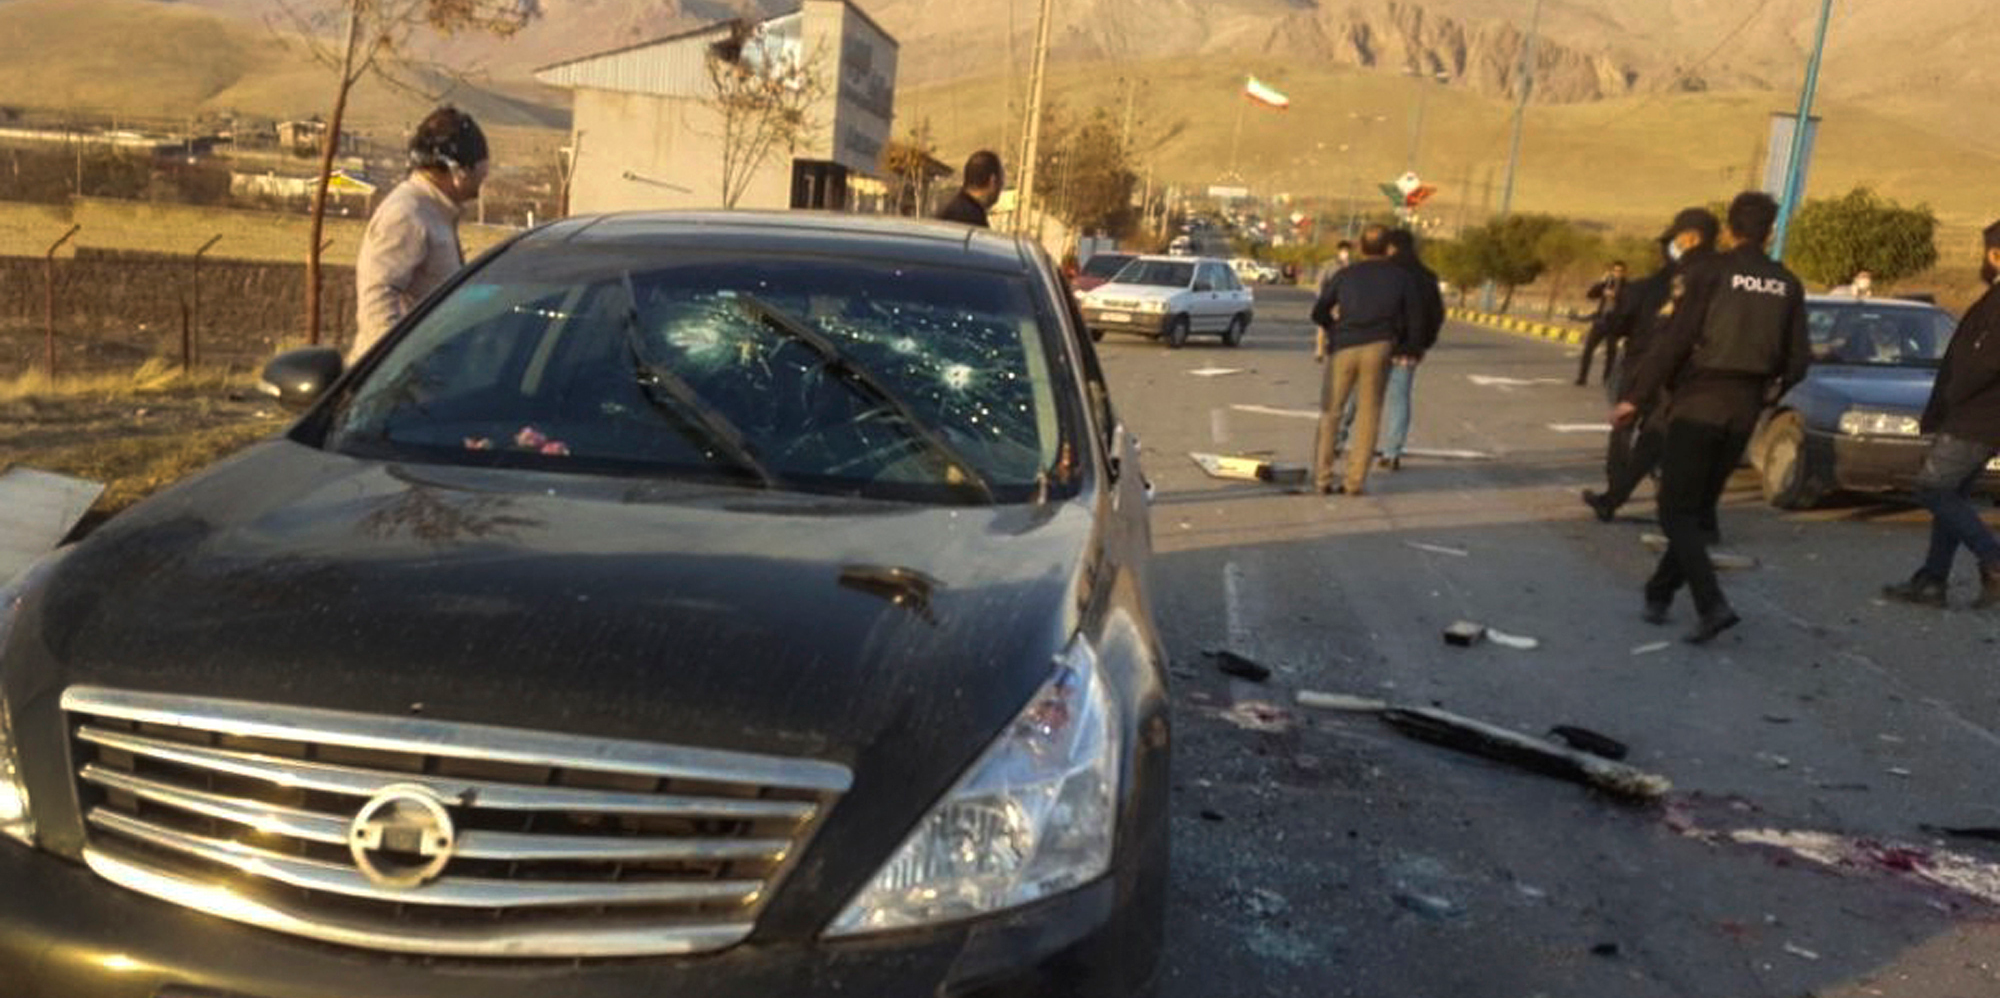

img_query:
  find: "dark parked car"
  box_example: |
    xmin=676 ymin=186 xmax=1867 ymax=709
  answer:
xmin=1072 ymin=252 xmax=1136 ymax=295
xmin=1754 ymin=295 xmax=2000 ymax=507
xmin=0 ymin=213 xmax=1168 ymax=997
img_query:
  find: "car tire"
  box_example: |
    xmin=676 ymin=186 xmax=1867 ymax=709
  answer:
xmin=1759 ymin=413 xmax=1826 ymax=510
xmin=1222 ymin=315 xmax=1246 ymax=347
xmin=1164 ymin=315 xmax=1190 ymax=350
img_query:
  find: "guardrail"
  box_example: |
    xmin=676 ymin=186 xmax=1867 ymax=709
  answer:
xmin=1447 ymin=307 xmax=1586 ymax=346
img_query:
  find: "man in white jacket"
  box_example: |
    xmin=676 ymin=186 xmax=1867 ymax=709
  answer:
xmin=351 ymin=106 xmax=490 ymax=362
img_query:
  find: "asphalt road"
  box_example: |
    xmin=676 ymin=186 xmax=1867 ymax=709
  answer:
xmin=1111 ymin=287 xmax=2000 ymax=998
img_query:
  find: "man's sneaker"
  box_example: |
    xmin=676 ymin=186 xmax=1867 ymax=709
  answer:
xmin=1642 ymin=601 xmax=1671 ymax=626
xmin=1684 ymin=607 xmax=1742 ymax=645
xmin=1882 ymin=572 xmax=1950 ymax=609
xmin=1976 ymin=565 xmax=2000 ymax=610
xmin=1582 ymin=490 xmax=1616 ymax=523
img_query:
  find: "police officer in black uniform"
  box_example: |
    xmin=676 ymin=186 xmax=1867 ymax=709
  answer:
xmin=1615 ymin=192 xmax=1810 ymax=643
xmin=1584 ymin=208 xmax=1720 ymax=522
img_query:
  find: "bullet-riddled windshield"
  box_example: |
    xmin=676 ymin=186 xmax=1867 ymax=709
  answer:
xmin=327 ymin=250 xmax=1080 ymax=505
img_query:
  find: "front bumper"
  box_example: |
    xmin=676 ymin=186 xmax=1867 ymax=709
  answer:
xmin=1826 ymin=431 xmax=2000 ymax=493
xmin=1081 ymin=308 xmax=1169 ymax=336
xmin=0 ymin=844 xmax=1133 ymax=998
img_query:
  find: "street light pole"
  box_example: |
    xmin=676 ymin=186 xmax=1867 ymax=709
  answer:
xmin=1484 ymin=0 xmax=1543 ymax=311
xmin=1771 ymin=0 xmax=1834 ymax=261
xmin=1014 ymin=0 xmax=1057 ymax=236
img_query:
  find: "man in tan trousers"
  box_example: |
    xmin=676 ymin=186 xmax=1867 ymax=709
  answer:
xmin=1310 ymin=225 xmax=1419 ymax=496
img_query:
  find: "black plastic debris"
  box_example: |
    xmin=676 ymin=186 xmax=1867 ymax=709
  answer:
xmin=1549 ymin=725 xmax=1631 ymax=761
xmin=1209 ymin=650 xmax=1272 ymax=683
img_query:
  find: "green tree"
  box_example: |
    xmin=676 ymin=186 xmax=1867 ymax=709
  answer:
xmin=1035 ymin=107 xmax=1139 ymax=239
xmin=1426 ymin=239 xmax=1485 ymax=307
xmin=1467 ymin=214 xmax=1559 ymax=311
xmin=880 ymin=118 xmax=942 ymax=217
xmin=1786 ymin=187 xmax=1939 ymax=288
xmin=1536 ymin=220 xmax=1604 ymax=319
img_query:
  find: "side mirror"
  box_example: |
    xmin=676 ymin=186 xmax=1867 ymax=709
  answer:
xmin=259 ymin=347 xmax=345 ymax=411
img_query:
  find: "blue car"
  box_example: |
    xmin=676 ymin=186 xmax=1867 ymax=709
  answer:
xmin=1754 ymin=295 xmax=2000 ymax=508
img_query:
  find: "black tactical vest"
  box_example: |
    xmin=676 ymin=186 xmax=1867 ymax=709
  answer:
xmin=1691 ymin=250 xmax=1801 ymax=377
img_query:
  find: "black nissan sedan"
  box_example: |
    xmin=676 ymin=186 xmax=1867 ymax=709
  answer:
xmin=0 ymin=213 xmax=1168 ymax=997
xmin=1754 ymin=295 xmax=2000 ymax=507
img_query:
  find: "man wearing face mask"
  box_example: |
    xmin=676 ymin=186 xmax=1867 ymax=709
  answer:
xmin=1616 ymin=192 xmax=1810 ymax=644
xmin=353 ymin=106 xmax=490 ymax=362
xmin=1881 ymin=221 xmax=2000 ymax=610
xmin=1583 ymin=208 xmax=1719 ymax=523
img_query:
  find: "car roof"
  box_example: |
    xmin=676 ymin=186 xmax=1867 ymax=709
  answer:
xmin=1804 ymin=295 xmax=1943 ymax=311
xmin=1132 ymin=254 xmax=1218 ymax=264
xmin=516 ymin=211 xmax=1039 ymax=275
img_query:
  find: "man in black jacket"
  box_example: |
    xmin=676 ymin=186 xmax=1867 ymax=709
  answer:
xmin=1616 ymin=193 xmax=1809 ymax=643
xmin=1348 ymin=228 xmax=1444 ymax=470
xmin=1311 ymin=225 xmax=1420 ymax=496
xmin=1882 ymin=221 xmax=2000 ymax=610
xmin=935 ymin=151 xmax=1004 ymax=228
xmin=1585 ymin=208 xmax=1719 ymax=522
xmin=1575 ymin=260 xmax=1628 ymax=386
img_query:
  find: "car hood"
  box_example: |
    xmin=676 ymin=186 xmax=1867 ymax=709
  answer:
xmin=1089 ymin=282 xmax=1182 ymax=303
xmin=18 ymin=441 xmax=1094 ymax=773
xmin=1800 ymin=363 xmax=1938 ymax=412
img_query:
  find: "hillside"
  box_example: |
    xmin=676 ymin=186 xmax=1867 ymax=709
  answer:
xmin=901 ymin=56 xmax=2000 ymax=241
xmin=0 ymin=0 xmax=569 ymax=131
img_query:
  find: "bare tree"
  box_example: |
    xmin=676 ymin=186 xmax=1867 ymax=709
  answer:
xmin=701 ymin=19 xmax=829 ymax=209
xmin=275 ymin=0 xmax=539 ymax=345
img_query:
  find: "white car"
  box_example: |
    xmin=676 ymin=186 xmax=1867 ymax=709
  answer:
xmin=1230 ymin=258 xmax=1281 ymax=285
xmin=1078 ymin=255 xmax=1255 ymax=348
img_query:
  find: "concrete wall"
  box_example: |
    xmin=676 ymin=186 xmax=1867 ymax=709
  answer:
xmin=567 ymin=89 xmax=795 ymax=213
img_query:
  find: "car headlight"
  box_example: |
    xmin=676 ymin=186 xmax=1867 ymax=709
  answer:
xmin=1838 ymin=410 xmax=1922 ymax=437
xmin=826 ymin=640 xmax=1119 ymax=936
xmin=1136 ymin=301 xmax=1166 ymax=313
xmin=0 ymin=554 xmax=56 ymax=848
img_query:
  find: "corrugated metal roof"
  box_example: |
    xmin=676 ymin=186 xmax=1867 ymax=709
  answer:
xmin=532 ymin=25 xmax=730 ymax=98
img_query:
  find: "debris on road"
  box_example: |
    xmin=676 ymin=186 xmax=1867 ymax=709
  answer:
xmin=1887 ymin=767 xmax=1913 ymax=778
xmin=1188 ymin=451 xmax=1309 ymax=486
xmin=1405 ymin=541 xmax=1471 ymax=558
xmin=1755 ymin=752 xmax=1793 ymax=770
xmin=1762 ymin=714 xmax=1795 ymax=724
xmin=1443 ymin=621 xmax=1487 ymax=647
xmin=1729 ymin=828 xmax=2000 ymax=907
xmin=1235 ymin=886 xmax=1290 ymax=919
xmin=1548 ymin=422 xmax=1615 ymax=433
xmin=1590 ymin=942 xmax=1623 ymax=959
xmin=1486 ymin=628 xmax=1541 ymax=651
xmin=1927 ymin=826 xmax=2000 ymax=844
xmin=1549 ymin=725 xmax=1630 ymax=761
xmin=1393 ymin=889 xmax=1466 ymax=921
xmin=1230 ymin=404 xmax=1319 ymax=421
xmin=1222 ymin=701 xmax=1293 ymax=734
xmin=1188 ymin=367 xmax=1248 ymax=378
xmin=0 ymin=468 xmax=106 ymax=585
xmin=1380 ymin=706 xmax=1672 ymax=801
xmin=1296 ymin=690 xmax=1391 ymax=713
xmin=1631 ymin=641 xmax=1674 ymax=656
xmin=1199 ymin=809 xmax=1226 ymax=823
xmin=1209 ymin=649 xmax=1273 ymax=683
xmin=1782 ymin=942 xmax=1822 ymax=962
xmin=1640 ymin=533 xmax=1759 ymax=570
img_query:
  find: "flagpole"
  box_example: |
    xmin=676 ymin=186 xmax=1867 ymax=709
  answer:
xmin=1229 ymin=95 xmax=1246 ymax=183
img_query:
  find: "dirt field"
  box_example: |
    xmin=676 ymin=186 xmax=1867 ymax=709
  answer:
xmin=0 ymin=363 xmax=288 ymax=527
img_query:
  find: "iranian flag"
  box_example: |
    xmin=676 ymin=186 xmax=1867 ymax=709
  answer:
xmin=1244 ymin=76 xmax=1290 ymax=110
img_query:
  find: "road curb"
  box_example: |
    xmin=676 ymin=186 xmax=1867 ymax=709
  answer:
xmin=1448 ymin=307 xmax=1586 ymax=346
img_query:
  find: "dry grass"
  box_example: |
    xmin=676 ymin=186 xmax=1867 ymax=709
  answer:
xmin=0 ymin=358 xmax=252 ymax=404
xmin=0 ymin=360 xmax=286 ymax=518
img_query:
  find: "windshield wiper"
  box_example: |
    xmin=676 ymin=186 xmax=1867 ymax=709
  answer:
xmin=617 ymin=274 xmax=779 ymax=489
xmin=732 ymin=293 xmax=996 ymax=503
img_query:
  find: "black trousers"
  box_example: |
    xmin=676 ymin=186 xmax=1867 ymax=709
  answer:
xmin=1646 ymin=418 xmax=1753 ymax=615
xmin=1601 ymin=417 xmax=1666 ymax=511
xmin=1576 ymin=320 xmax=1620 ymax=385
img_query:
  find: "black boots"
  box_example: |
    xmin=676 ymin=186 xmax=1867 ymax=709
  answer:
xmin=1978 ymin=564 xmax=2000 ymax=610
xmin=1582 ymin=489 xmax=1616 ymax=523
xmin=1685 ymin=606 xmax=1742 ymax=645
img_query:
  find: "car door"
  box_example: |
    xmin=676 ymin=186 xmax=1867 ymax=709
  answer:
xmin=1192 ymin=263 xmax=1224 ymax=331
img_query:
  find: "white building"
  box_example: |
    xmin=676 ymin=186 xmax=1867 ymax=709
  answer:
xmin=534 ymin=0 xmax=898 ymax=215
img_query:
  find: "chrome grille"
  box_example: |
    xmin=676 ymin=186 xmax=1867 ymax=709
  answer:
xmin=63 ymin=686 xmax=849 ymax=959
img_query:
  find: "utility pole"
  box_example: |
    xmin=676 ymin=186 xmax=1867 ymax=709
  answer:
xmin=1014 ymin=0 xmax=1056 ymax=236
xmin=1772 ymin=0 xmax=1834 ymax=260
xmin=1485 ymin=0 xmax=1543 ymax=310
xmin=1121 ymin=76 xmax=1138 ymax=149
